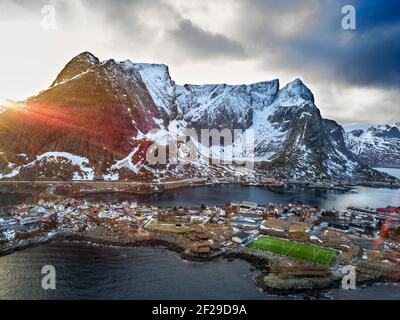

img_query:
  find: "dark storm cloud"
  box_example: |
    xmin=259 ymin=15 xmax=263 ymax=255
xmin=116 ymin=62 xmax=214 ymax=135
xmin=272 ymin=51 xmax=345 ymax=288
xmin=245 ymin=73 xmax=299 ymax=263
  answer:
xmin=66 ymin=0 xmax=246 ymax=60
xmin=5 ymin=0 xmax=399 ymax=89
xmin=84 ymin=0 xmax=171 ymax=33
xmin=236 ymin=0 xmax=400 ymax=89
xmin=1 ymin=0 xmax=398 ymax=124
xmin=166 ymin=19 xmax=246 ymax=59
xmin=356 ymin=0 xmax=400 ymax=29
xmin=86 ymin=0 xmax=246 ymax=59
xmin=335 ymin=0 xmax=400 ymax=88
xmin=335 ymin=24 xmax=400 ymax=88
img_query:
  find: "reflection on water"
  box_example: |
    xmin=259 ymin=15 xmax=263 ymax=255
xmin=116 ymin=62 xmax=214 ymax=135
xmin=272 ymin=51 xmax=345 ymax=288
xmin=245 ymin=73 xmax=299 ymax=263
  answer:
xmin=83 ymin=185 xmax=400 ymax=210
xmin=0 ymin=243 xmax=273 ymax=300
xmin=1 ymin=171 xmax=400 ymax=300
xmin=0 ymin=243 xmax=399 ymax=300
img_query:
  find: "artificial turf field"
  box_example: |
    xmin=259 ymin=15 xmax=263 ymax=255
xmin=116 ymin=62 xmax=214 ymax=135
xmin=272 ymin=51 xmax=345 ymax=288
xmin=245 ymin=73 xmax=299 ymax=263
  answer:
xmin=247 ymin=236 xmax=338 ymax=265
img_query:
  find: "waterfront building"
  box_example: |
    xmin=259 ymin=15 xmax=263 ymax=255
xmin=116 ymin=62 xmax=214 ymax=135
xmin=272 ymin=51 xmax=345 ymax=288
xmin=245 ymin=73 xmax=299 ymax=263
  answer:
xmin=232 ymin=231 xmax=252 ymax=244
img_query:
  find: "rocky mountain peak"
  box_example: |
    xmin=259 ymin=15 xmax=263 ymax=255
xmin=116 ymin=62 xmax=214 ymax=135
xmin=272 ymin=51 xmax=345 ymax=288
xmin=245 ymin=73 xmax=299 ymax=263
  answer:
xmin=75 ymin=51 xmax=99 ymax=63
xmin=0 ymin=52 xmax=393 ymax=182
xmin=286 ymin=78 xmax=313 ymax=100
xmin=350 ymin=129 xmax=364 ymax=137
xmin=250 ymin=79 xmax=279 ymax=91
xmin=345 ymin=123 xmax=400 ymax=168
xmin=124 ymin=61 xmax=177 ymax=121
xmin=51 ymin=51 xmax=100 ymax=87
xmin=368 ymin=124 xmax=400 ymax=139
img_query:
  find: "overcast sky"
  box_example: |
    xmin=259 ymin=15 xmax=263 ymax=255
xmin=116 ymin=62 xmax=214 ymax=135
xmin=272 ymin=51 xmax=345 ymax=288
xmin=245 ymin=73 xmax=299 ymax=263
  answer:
xmin=0 ymin=0 xmax=399 ymax=127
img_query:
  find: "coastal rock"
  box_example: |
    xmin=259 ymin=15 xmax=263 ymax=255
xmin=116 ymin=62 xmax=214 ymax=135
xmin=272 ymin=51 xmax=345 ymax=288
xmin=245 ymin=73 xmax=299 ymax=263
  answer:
xmin=259 ymin=273 xmax=340 ymax=292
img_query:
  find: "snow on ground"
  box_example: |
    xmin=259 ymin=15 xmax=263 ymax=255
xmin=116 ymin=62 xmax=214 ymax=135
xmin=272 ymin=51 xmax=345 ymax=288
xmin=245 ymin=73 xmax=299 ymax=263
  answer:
xmin=122 ymin=61 xmax=176 ymax=117
xmin=52 ymin=70 xmax=92 ymax=87
xmin=102 ymin=171 xmax=120 ymax=181
xmin=252 ymin=104 xmax=288 ymax=161
xmin=0 ymin=152 xmax=95 ymax=180
xmin=111 ymin=145 xmax=142 ymax=173
xmin=0 ymin=166 xmax=21 ymax=179
xmin=345 ymin=123 xmax=400 ymax=169
xmin=34 ymin=152 xmax=95 ymax=180
xmin=176 ymin=83 xmax=252 ymax=127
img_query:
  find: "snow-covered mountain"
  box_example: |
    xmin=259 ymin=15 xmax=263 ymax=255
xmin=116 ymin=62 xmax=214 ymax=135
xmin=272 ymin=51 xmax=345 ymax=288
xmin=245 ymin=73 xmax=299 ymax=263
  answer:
xmin=0 ymin=52 xmax=392 ymax=182
xmin=345 ymin=123 xmax=400 ymax=168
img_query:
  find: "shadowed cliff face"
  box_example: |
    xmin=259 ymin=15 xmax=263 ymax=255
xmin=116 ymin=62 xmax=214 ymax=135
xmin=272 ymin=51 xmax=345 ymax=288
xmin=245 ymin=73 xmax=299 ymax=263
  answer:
xmin=254 ymin=81 xmax=360 ymax=180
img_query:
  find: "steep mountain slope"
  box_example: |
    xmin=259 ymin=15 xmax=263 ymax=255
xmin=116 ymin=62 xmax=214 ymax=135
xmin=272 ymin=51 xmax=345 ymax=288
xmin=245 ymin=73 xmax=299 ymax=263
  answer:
xmin=175 ymin=80 xmax=279 ymax=132
xmin=250 ymin=79 xmax=371 ymax=180
xmin=0 ymin=52 xmax=160 ymax=180
xmin=125 ymin=61 xmax=179 ymax=125
xmin=173 ymin=77 xmax=374 ymax=180
xmin=0 ymin=52 xmax=391 ymax=182
xmin=345 ymin=123 xmax=400 ymax=168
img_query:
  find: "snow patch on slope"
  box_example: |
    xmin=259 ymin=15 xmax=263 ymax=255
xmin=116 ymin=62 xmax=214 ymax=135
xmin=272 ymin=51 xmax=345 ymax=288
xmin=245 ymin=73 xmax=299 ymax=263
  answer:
xmin=111 ymin=145 xmax=142 ymax=173
xmin=0 ymin=152 xmax=95 ymax=180
xmin=345 ymin=123 xmax=400 ymax=168
xmin=32 ymin=152 xmax=95 ymax=180
xmin=252 ymin=104 xmax=288 ymax=161
xmin=123 ymin=61 xmax=176 ymax=117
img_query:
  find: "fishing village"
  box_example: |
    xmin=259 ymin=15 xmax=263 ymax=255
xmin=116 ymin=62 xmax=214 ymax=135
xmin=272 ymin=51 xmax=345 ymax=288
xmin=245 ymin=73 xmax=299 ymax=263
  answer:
xmin=1 ymin=194 xmax=400 ymax=294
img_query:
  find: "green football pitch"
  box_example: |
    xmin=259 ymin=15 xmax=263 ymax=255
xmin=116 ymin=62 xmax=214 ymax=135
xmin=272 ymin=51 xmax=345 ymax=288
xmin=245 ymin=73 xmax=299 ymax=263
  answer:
xmin=247 ymin=236 xmax=338 ymax=265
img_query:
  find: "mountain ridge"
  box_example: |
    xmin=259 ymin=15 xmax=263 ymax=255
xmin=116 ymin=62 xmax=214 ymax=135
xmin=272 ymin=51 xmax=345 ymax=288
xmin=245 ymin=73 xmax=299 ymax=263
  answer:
xmin=0 ymin=52 xmax=394 ymax=182
xmin=345 ymin=123 xmax=400 ymax=168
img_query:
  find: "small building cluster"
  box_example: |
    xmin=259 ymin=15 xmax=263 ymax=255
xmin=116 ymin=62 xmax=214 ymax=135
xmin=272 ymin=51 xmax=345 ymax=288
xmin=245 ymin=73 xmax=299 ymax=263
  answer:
xmin=1 ymin=196 xmax=399 ymax=276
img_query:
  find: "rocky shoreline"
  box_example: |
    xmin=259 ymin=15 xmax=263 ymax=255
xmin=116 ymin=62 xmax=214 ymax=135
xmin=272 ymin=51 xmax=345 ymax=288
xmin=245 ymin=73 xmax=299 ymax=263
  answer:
xmin=0 ymin=229 xmax=394 ymax=297
xmin=2 ymin=188 xmax=399 ymax=297
xmin=1 ymin=179 xmax=399 ymax=206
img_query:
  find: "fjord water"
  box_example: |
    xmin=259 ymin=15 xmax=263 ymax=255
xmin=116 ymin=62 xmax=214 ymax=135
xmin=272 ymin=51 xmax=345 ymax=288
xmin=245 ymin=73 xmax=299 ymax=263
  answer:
xmin=0 ymin=243 xmax=269 ymax=300
xmin=84 ymin=184 xmax=400 ymax=209
xmin=1 ymin=242 xmax=400 ymax=300
xmin=1 ymin=177 xmax=400 ymax=300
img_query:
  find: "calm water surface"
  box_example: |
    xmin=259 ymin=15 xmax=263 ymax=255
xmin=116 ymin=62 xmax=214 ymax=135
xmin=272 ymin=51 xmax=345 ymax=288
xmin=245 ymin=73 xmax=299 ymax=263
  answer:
xmin=1 ymin=175 xmax=400 ymax=300
xmin=84 ymin=185 xmax=400 ymax=210
xmin=0 ymin=243 xmax=270 ymax=300
xmin=0 ymin=243 xmax=399 ymax=300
